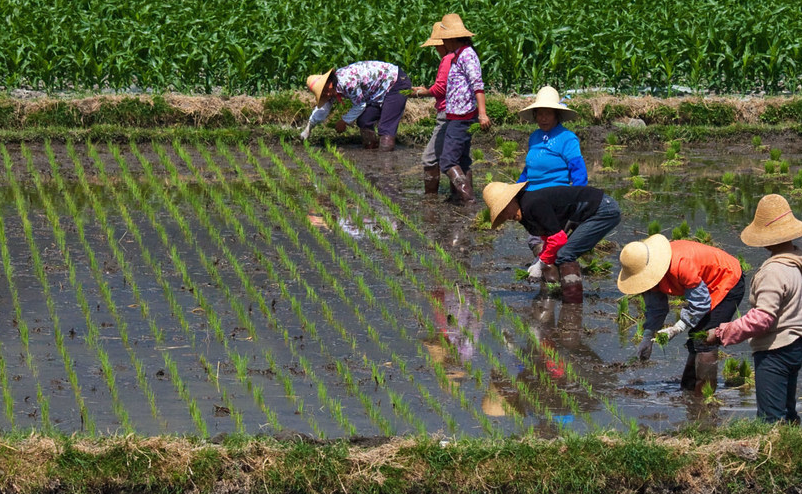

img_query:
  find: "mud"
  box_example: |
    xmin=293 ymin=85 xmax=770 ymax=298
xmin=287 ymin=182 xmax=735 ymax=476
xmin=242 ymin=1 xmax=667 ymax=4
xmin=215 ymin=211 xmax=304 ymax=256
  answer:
xmin=0 ymin=129 xmax=800 ymax=438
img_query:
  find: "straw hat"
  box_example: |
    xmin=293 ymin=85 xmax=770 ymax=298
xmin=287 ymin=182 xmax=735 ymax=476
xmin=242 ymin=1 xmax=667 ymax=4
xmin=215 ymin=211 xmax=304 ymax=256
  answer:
xmin=740 ymin=194 xmax=802 ymax=247
xmin=306 ymin=68 xmax=334 ymax=107
xmin=434 ymin=13 xmax=475 ymax=39
xmin=482 ymin=182 xmax=526 ymax=229
xmin=617 ymin=234 xmax=672 ymax=294
xmin=518 ymin=86 xmax=577 ymax=123
xmin=421 ymin=22 xmax=445 ymax=47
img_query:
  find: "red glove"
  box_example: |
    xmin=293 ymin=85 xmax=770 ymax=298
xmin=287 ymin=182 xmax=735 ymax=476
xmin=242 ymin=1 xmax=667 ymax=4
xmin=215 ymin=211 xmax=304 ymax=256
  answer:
xmin=538 ymin=230 xmax=568 ymax=265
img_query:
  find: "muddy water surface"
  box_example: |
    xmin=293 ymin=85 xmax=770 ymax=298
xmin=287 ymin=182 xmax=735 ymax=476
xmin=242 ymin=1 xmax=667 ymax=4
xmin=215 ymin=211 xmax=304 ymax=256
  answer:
xmin=0 ymin=132 xmax=800 ymax=438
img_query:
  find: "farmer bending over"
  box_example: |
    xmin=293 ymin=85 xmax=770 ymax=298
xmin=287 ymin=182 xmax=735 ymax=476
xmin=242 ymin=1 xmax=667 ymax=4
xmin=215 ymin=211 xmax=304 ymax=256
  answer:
xmin=617 ymin=234 xmax=745 ymax=394
xmin=302 ymin=61 xmax=411 ymax=151
xmin=482 ymin=182 xmax=620 ymax=303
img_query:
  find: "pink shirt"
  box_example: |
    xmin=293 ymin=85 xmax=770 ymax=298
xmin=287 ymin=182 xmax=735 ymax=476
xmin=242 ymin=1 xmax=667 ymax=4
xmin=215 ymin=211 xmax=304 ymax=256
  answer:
xmin=428 ymin=53 xmax=454 ymax=113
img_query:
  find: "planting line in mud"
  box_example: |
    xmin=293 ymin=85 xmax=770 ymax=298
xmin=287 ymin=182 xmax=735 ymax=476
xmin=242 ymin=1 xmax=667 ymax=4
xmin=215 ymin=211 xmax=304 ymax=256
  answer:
xmin=210 ymin=139 xmax=456 ymax=435
xmin=164 ymin=139 xmax=395 ymax=436
xmin=230 ymin=142 xmax=459 ymax=432
xmin=292 ymin=141 xmax=578 ymax=428
xmin=322 ymin=143 xmax=631 ymax=430
xmin=122 ymin=141 xmax=300 ymax=436
xmin=1 ymin=143 xmax=95 ymax=433
xmin=261 ymin=140 xmax=503 ymax=435
xmin=21 ymin=143 xmax=138 ymax=433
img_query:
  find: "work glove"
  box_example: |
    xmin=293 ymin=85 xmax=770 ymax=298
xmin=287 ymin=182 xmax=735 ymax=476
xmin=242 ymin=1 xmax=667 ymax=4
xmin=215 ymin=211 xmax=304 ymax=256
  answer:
xmin=656 ymin=320 xmax=690 ymax=342
xmin=527 ymin=259 xmax=544 ymax=283
xmin=637 ymin=330 xmax=655 ymax=361
xmin=300 ymin=123 xmax=311 ymax=140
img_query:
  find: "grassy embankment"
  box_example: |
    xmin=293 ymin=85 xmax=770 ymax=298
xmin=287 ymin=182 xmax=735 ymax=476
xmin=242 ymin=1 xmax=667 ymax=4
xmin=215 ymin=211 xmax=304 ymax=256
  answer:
xmin=1 ymin=92 xmax=802 ymax=145
xmin=0 ymin=420 xmax=800 ymax=493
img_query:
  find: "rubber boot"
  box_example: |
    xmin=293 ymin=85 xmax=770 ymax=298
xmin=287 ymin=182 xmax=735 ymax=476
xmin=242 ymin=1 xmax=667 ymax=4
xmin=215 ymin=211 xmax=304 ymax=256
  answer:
xmin=379 ymin=134 xmax=396 ymax=152
xmin=423 ymin=165 xmax=440 ymax=194
xmin=559 ymin=261 xmax=583 ymax=304
xmin=361 ymin=128 xmax=379 ymax=149
xmin=445 ymin=166 xmax=475 ymax=204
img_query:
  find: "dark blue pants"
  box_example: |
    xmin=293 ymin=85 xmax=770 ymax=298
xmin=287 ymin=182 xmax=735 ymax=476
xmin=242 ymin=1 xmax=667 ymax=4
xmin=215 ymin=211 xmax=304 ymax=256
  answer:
xmin=438 ymin=117 xmax=475 ymax=174
xmin=681 ymin=274 xmax=746 ymax=391
xmin=356 ymin=69 xmax=411 ymax=137
xmin=754 ymin=336 xmax=802 ymax=423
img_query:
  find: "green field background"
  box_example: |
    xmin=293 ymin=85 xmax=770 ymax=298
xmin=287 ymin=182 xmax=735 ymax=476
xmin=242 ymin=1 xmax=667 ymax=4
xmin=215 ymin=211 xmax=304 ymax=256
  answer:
xmin=2 ymin=0 xmax=801 ymax=95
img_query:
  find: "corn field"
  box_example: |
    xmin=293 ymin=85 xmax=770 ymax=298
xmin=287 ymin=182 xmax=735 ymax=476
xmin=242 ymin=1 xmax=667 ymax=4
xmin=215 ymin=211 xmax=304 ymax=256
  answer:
xmin=1 ymin=0 xmax=801 ymax=94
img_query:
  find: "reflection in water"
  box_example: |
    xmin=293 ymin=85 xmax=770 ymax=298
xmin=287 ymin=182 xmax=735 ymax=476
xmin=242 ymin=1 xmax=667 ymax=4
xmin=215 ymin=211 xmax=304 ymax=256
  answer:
xmin=423 ymin=286 xmax=484 ymax=385
xmin=337 ymin=215 xmax=397 ymax=239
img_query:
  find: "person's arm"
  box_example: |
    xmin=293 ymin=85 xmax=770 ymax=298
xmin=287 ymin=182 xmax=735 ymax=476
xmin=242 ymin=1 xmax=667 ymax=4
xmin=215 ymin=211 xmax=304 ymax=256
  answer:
xmin=562 ymin=134 xmax=587 ymax=186
xmin=341 ymin=101 xmax=367 ymax=125
xmin=308 ymin=100 xmax=334 ymax=128
xmin=475 ymin=91 xmax=490 ymax=130
xmin=537 ymin=230 xmax=568 ymax=265
xmin=708 ymin=308 xmax=776 ymax=346
xmin=643 ymin=290 xmax=669 ymax=331
xmin=680 ymin=280 xmax=712 ymax=329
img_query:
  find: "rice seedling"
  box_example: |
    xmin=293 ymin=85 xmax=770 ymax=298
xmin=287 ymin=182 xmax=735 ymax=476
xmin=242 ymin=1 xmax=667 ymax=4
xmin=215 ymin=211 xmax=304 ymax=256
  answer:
xmin=647 ymin=220 xmax=662 ymax=236
xmin=624 ymin=175 xmax=650 ymax=200
xmin=2 ymin=143 xmax=94 ymax=434
xmin=701 ymin=381 xmax=722 ymax=406
xmin=717 ymin=171 xmax=736 ymax=192
xmin=737 ymin=254 xmax=752 ymax=274
xmin=693 ymin=227 xmax=713 ymax=244
xmin=727 ymin=192 xmax=744 ymax=212
xmin=764 ymin=160 xmax=777 ymax=174
xmin=780 ymin=160 xmax=790 ymax=174
xmin=493 ymin=139 xmax=522 ymax=166
xmin=601 ymin=152 xmax=616 ymax=171
xmin=751 ymin=135 xmax=762 ymax=148
xmin=671 ymin=220 xmax=691 ymax=240
xmin=770 ymin=148 xmax=782 ymax=161
xmin=629 ymin=162 xmax=639 ymax=177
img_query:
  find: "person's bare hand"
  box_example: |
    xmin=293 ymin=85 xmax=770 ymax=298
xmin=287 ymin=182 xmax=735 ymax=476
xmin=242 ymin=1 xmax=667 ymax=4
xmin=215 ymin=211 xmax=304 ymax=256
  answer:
xmin=478 ymin=114 xmax=491 ymax=130
xmin=705 ymin=328 xmax=719 ymax=345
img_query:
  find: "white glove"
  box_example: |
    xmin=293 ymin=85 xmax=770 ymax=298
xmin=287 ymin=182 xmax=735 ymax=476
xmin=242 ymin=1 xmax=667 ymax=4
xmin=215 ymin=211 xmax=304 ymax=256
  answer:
xmin=527 ymin=259 xmax=544 ymax=283
xmin=300 ymin=123 xmax=311 ymax=140
xmin=656 ymin=320 xmax=690 ymax=342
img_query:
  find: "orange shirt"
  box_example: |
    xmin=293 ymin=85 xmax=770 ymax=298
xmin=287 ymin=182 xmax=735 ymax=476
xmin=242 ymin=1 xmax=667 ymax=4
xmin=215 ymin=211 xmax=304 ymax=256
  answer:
xmin=655 ymin=240 xmax=742 ymax=310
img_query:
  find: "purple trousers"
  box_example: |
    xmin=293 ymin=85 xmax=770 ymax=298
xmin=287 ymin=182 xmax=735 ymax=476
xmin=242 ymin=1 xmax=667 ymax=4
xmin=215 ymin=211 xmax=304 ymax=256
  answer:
xmin=356 ymin=69 xmax=411 ymax=137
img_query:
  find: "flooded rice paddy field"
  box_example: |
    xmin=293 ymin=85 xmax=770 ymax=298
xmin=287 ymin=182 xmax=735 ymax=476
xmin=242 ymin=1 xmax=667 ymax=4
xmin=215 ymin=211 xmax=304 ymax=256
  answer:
xmin=0 ymin=131 xmax=800 ymax=438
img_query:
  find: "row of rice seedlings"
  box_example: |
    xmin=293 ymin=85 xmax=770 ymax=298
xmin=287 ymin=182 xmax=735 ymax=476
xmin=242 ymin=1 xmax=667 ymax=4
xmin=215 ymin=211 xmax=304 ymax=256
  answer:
xmin=217 ymin=143 xmax=435 ymax=434
xmin=88 ymin=142 xmax=220 ymax=435
xmin=226 ymin=142 xmax=459 ymax=434
xmin=148 ymin=141 xmax=355 ymax=436
xmin=298 ymin=142 xmax=566 ymax=432
xmin=273 ymin=141 xmax=507 ymax=435
xmin=106 ymin=142 xmax=260 ymax=435
xmin=162 ymin=141 xmax=366 ymax=435
xmin=322 ymin=144 xmax=631 ymax=430
xmin=21 ymin=143 xmax=135 ymax=433
xmin=116 ymin=142 xmax=284 ymax=435
xmin=173 ymin=141 xmax=405 ymax=436
xmin=0 ymin=213 xmax=28 ymax=425
xmin=298 ymin=142 xmax=577 ymax=428
xmin=0 ymin=144 xmax=94 ymax=433
xmin=55 ymin=142 xmax=164 ymax=425
xmin=253 ymin=141 xmax=482 ymax=433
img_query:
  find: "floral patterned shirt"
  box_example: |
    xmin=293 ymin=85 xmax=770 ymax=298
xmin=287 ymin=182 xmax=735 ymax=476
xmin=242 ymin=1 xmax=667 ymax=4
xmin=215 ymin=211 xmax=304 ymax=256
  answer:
xmin=308 ymin=61 xmax=399 ymax=127
xmin=445 ymin=46 xmax=485 ymax=119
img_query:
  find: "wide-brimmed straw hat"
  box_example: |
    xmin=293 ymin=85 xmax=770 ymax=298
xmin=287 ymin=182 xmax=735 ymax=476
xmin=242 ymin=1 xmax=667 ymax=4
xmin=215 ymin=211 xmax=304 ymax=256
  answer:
xmin=306 ymin=68 xmax=334 ymax=107
xmin=518 ymin=86 xmax=577 ymax=123
xmin=421 ymin=22 xmax=445 ymax=47
xmin=740 ymin=194 xmax=802 ymax=247
xmin=434 ymin=13 xmax=475 ymax=39
xmin=482 ymin=182 xmax=526 ymax=230
xmin=617 ymin=234 xmax=672 ymax=294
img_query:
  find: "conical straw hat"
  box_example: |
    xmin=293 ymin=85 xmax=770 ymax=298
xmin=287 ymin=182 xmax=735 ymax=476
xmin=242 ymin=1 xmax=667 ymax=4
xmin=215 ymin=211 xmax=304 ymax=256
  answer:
xmin=519 ymin=85 xmax=577 ymax=123
xmin=434 ymin=13 xmax=475 ymax=39
xmin=482 ymin=182 xmax=526 ymax=229
xmin=741 ymin=194 xmax=802 ymax=247
xmin=421 ymin=22 xmax=445 ymax=47
xmin=617 ymin=234 xmax=672 ymax=294
xmin=306 ymin=68 xmax=334 ymax=107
